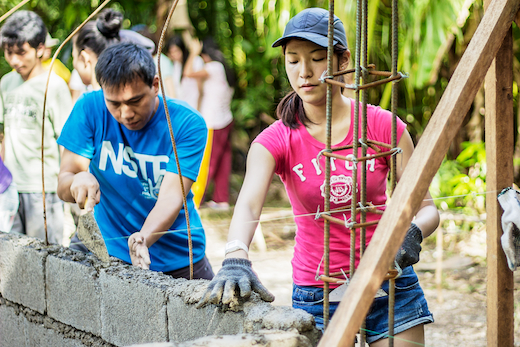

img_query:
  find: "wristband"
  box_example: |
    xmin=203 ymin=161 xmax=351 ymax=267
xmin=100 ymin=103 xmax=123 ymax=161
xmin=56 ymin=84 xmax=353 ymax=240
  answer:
xmin=225 ymin=240 xmax=249 ymax=255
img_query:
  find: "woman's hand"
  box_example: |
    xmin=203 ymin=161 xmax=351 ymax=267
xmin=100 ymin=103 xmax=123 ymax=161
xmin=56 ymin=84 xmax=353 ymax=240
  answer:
xmin=128 ymin=232 xmax=151 ymax=269
xmin=188 ymin=38 xmax=203 ymax=56
xmin=196 ymin=258 xmax=274 ymax=308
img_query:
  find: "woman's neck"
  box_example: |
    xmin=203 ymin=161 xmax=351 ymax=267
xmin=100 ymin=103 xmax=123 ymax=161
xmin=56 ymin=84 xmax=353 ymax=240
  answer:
xmin=303 ymin=92 xmax=351 ymax=145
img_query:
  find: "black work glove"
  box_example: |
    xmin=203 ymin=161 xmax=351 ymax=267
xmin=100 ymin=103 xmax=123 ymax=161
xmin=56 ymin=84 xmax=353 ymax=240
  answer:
xmin=196 ymin=258 xmax=275 ymax=308
xmin=395 ymin=223 xmax=423 ymax=270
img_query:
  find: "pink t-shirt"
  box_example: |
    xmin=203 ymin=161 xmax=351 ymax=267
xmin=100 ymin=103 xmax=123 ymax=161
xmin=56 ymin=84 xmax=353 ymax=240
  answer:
xmin=253 ymin=99 xmax=406 ymax=287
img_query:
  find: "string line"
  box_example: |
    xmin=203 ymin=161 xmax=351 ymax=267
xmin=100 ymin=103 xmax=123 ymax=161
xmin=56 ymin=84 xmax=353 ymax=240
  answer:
xmin=67 ymin=189 xmax=496 ymax=248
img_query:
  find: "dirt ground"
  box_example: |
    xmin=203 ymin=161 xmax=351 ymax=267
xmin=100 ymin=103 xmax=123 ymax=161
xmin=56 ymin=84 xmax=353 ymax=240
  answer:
xmin=199 ymin=207 xmax=520 ymax=347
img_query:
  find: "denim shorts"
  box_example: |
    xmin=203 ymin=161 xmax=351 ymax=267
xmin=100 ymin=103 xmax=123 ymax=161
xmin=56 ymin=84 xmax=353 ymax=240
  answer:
xmin=292 ymin=266 xmax=433 ymax=344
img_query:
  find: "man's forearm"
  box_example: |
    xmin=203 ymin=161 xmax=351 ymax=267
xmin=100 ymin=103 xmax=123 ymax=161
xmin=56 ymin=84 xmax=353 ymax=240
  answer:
xmin=140 ymin=198 xmax=183 ymax=247
xmin=57 ymin=172 xmax=77 ymax=203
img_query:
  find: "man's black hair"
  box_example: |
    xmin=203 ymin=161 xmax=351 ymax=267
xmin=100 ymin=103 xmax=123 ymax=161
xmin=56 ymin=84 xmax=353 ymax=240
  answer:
xmin=0 ymin=10 xmax=47 ymax=49
xmin=96 ymin=42 xmax=156 ymax=89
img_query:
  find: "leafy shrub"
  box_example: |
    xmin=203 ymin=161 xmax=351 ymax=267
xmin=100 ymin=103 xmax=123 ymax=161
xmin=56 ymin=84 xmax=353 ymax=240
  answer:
xmin=431 ymin=141 xmax=486 ymax=215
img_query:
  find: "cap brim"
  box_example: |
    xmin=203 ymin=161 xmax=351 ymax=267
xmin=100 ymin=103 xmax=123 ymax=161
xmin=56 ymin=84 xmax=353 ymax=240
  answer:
xmin=45 ymin=38 xmax=59 ymax=47
xmin=272 ymin=32 xmax=337 ymax=48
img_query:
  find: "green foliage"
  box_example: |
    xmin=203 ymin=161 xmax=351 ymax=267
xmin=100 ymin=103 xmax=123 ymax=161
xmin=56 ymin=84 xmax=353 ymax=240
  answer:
xmin=0 ymin=0 xmax=158 ymax=75
xmin=431 ymin=142 xmax=486 ymax=214
xmin=0 ymin=0 xmax=487 ymax=153
xmin=187 ymin=0 xmax=326 ymax=134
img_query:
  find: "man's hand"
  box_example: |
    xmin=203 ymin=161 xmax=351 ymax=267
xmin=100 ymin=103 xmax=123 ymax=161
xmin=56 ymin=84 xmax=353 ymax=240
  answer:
xmin=196 ymin=258 xmax=274 ymax=308
xmin=128 ymin=232 xmax=151 ymax=270
xmin=70 ymin=172 xmax=100 ymax=211
xmin=395 ymin=223 xmax=423 ymax=270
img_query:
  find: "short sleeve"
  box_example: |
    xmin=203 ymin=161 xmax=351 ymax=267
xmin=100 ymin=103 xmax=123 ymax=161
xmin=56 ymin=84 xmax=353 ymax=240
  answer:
xmin=366 ymin=104 xmax=407 ymax=149
xmin=165 ymin=100 xmax=207 ymax=182
xmin=252 ymin=120 xmax=288 ymax=175
xmin=57 ymin=92 xmax=97 ymax=159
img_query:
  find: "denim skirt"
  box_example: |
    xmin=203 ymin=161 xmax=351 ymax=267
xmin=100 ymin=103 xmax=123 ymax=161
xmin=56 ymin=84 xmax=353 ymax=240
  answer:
xmin=292 ymin=266 xmax=434 ymax=344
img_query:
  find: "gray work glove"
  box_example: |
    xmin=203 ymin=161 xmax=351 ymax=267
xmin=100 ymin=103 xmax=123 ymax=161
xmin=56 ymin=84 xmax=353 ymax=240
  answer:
xmin=498 ymin=187 xmax=520 ymax=271
xmin=395 ymin=223 xmax=423 ymax=270
xmin=196 ymin=258 xmax=275 ymax=308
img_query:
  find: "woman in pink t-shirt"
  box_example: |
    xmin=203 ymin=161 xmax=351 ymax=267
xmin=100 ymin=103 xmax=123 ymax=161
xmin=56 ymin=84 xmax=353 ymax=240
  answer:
xmin=198 ymin=8 xmax=440 ymax=346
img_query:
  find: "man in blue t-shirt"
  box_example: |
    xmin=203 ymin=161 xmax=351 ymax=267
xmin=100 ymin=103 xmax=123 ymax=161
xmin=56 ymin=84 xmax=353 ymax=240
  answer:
xmin=57 ymin=42 xmax=213 ymax=280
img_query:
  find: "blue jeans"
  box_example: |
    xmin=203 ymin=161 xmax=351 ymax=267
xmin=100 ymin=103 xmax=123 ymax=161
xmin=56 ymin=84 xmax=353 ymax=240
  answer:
xmin=292 ymin=266 xmax=434 ymax=344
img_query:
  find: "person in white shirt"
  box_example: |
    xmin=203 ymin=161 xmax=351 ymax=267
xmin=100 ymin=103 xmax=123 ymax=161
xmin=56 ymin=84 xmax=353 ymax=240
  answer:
xmin=184 ymin=37 xmax=235 ymax=209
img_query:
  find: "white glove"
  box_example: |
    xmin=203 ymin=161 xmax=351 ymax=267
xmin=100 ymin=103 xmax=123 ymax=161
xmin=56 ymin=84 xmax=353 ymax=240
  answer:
xmin=497 ymin=187 xmax=520 ymax=271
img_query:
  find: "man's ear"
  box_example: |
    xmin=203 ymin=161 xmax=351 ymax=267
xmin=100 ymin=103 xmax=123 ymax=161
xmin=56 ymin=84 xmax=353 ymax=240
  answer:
xmin=339 ymin=50 xmax=351 ymax=71
xmin=152 ymin=75 xmax=160 ymax=96
xmin=36 ymin=43 xmax=45 ymax=59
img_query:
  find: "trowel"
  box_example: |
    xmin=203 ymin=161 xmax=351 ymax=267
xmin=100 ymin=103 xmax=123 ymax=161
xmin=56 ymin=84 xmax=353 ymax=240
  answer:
xmin=76 ymin=199 xmax=110 ymax=262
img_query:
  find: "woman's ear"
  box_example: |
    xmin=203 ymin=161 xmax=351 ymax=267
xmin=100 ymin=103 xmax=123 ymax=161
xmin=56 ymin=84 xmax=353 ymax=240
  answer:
xmin=339 ymin=50 xmax=351 ymax=71
xmin=79 ymin=50 xmax=91 ymax=66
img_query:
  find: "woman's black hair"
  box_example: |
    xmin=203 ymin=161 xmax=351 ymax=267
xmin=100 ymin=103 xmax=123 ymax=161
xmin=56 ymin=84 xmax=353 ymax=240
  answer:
xmin=201 ymin=37 xmax=236 ymax=88
xmin=276 ymin=42 xmax=348 ymax=129
xmin=165 ymin=35 xmax=188 ymax=74
xmin=75 ymin=9 xmax=122 ymax=57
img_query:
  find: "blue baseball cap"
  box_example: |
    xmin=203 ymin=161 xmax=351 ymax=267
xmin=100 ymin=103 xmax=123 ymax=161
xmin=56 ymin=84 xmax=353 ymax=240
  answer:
xmin=272 ymin=8 xmax=348 ymax=49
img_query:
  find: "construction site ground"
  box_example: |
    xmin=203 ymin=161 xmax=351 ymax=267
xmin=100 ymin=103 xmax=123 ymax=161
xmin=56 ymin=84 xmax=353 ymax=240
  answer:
xmin=199 ymin=205 xmax=520 ymax=347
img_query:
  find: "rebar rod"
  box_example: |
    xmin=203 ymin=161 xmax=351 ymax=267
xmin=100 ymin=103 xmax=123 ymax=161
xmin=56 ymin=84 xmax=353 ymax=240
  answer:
xmin=388 ymin=0 xmax=400 ymax=344
xmin=41 ymin=0 xmax=112 ymax=245
xmin=322 ymin=0 xmax=335 ymax=329
xmin=156 ymin=0 xmax=194 ymax=280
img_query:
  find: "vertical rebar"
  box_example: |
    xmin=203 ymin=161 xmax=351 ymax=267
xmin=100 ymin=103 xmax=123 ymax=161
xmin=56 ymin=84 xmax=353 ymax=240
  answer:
xmin=351 ymin=0 xmax=362 ymax=284
xmin=157 ymin=0 xmax=193 ymax=279
xmin=388 ymin=0 xmax=400 ymax=345
xmin=323 ymin=0 xmax=335 ymax=330
xmin=40 ymin=0 xmax=112 ymax=246
xmin=359 ymin=0 xmax=369 ymax=344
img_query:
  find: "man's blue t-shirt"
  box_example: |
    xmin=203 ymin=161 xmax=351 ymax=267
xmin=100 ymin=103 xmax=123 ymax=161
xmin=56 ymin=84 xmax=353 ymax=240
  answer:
xmin=58 ymin=90 xmax=207 ymax=272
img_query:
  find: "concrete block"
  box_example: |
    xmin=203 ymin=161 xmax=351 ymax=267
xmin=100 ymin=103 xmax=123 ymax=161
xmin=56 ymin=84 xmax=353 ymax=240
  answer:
xmin=0 ymin=303 xmax=26 ymax=347
xmin=0 ymin=233 xmax=46 ymax=314
xmin=24 ymin=317 xmax=85 ymax=347
xmin=128 ymin=330 xmax=313 ymax=347
xmin=167 ymin=296 xmax=244 ymax=342
xmin=100 ymin=266 xmax=168 ymax=346
xmin=46 ymin=255 xmax=102 ymax=335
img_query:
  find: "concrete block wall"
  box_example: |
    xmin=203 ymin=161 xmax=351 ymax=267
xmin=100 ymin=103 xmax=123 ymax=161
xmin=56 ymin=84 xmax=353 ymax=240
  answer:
xmin=0 ymin=232 xmax=320 ymax=347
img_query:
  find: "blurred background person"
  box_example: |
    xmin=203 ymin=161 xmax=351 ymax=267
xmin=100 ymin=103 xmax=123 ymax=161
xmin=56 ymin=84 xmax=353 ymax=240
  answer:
xmin=166 ymin=34 xmax=204 ymax=110
xmin=133 ymin=25 xmax=176 ymax=98
xmin=42 ymin=33 xmax=71 ymax=84
xmin=184 ymin=37 xmax=235 ymax=210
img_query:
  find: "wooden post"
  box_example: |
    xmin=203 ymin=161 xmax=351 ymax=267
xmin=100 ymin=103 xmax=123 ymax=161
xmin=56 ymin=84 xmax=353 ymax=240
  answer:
xmin=435 ymin=228 xmax=443 ymax=303
xmin=484 ymin=4 xmax=515 ymax=344
xmin=317 ymin=0 xmax=520 ymax=345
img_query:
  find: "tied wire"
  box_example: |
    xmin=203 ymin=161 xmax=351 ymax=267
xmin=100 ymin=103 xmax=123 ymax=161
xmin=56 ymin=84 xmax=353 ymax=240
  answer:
xmin=156 ymin=0 xmax=194 ymax=280
xmin=41 ymin=0 xmax=112 ymax=245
